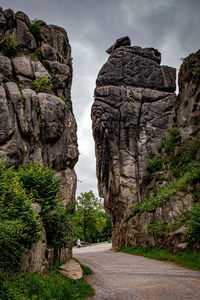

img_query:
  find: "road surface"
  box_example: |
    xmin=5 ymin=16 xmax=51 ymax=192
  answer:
xmin=73 ymin=243 xmax=200 ymax=300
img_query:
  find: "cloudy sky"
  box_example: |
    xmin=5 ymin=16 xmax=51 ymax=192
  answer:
xmin=1 ymin=0 xmax=200 ymax=197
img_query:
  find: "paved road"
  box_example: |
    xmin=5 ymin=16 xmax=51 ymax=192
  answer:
xmin=73 ymin=244 xmax=200 ymax=300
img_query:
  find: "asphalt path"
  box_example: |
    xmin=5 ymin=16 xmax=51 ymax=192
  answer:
xmin=73 ymin=243 xmax=200 ymax=300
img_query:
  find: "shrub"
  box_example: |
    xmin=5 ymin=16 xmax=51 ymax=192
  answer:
xmin=146 ymin=155 xmax=162 ymax=173
xmin=45 ymin=204 xmax=74 ymax=249
xmin=147 ymin=221 xmax=169 ymax=237
xmin=185 ymin=205 xmax=200 ymax=245
xmin=0 ymin=161 xmax=40 ymax=269
xmin=161 ymin=126 xmax=181 ymax=155
xmin=2 ymin=36 xmax=21 ymax=57
xmin=18 ymin=163 xmax=60 ymax=216
xmin=194 ymin=68 xmax=200 ymax=83
xmin=29 ymin=20 xmax=43 ymax=41
xmin=31 ymin=75 xmax=52 ymax=93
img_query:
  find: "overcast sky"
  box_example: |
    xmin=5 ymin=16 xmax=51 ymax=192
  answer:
xmin=1 ymin=0 xmax=200 ymax=198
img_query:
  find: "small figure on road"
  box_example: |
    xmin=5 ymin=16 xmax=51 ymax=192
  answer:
xmin=77 ymin=238 xmax=81 ymax=248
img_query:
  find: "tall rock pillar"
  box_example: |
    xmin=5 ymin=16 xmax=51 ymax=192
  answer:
xmin=0 ymin=8 xmax=78 ymax=271
xmin=91 ymin=37 xmax=176 ymax=249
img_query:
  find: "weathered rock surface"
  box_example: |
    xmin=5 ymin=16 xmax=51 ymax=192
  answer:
xmin=92 ymin=37 xmax=177 ymax=249
xmin=0 ymin=8 xmax=78 ymax=272
xmin=177 ymin=49 xmax=200 ymax=140
xmin=92 ymin=39 xmax=200 ymax=252
xmin=59 ymin=259 xmax=83 ymax=279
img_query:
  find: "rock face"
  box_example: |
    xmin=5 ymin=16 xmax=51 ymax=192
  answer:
xmin=92 ymin=37 xmax=177 ymax=249
xmin=0 ymin=8 xmax=78 ymax=271
xmin=92 ymin=38 xmax=200 ymax=252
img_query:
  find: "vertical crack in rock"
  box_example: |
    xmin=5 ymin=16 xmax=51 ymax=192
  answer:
xmin=92 ymin=37 xmax=176 ymax=249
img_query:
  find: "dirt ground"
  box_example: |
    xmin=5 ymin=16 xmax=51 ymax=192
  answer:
xmin=73 ymin=243 xmax=200 ymax=300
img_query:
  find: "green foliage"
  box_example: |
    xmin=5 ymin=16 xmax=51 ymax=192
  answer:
xmin=0 ymin=262 xmax=95 ymax=300
xmin=30 ymin=47 xmax=43 ymax=61
xmin=119 ymin=246 xmax=200 ymax=270
xmin=34 ymin=106 xmax=40 ymax=114
xmin=19 ymin=93 xmax=26 ymax=103
xmin=146 ymin=154 xmax=162 ymax=173
xmin=181 ymin=59 xmax=187 ymax=70
xmin=37 ymin=120 xmax=44 ymax=128
xmin=74 ymin=191 xmax=107 ymax=243
xmin=18 ymin=163 xmax=73 ymax=249
xmin=66 ymin=101 xmax=71 ymax=109
xmin=51 ymin=69 xmax=61 ymax=90
xmin=45 ymin=204 xmax=74 ymax=249
xmin=18 ymin=163 xmax=60 ymax=216
xmin=0 ymin=161 xmax=40 ymax=269
xmin=131 ymin=161 xmax=200 ymax=216
xmin=185 ymin=205 xmax=200 ymax=245
xmin=32 ymin=75 xmax=52 ymax=93
xmin=194 ymin=67 xmax=200 ymax=83
xmin=29 ymin=20 xmax=43 ymax=42
xmin=119 ymin=247 xmax=175 ymax=261
xmin=0 ymin=161 xmax=74 ymax=269
xmin=147 ymin=221 xmax=169 ymax=237
xmin=95 ymin=213 xmax=112 ymax=242
xmin=160 ymin=125 xmax=181 ymax=155
xmin=3 ymin=36 xmax=21 ymax=57
xmin=59 ymin=94 xmax=67 ymax=102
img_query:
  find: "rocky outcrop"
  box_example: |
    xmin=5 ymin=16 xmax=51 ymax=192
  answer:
xmin=92 ymin=37 xmax=177 ymax=249
xmin=59 ymin=259 xmax=83 ymax=280
xmin=0 ymin=8 xmax=78 ymax=271
xmin=177 ymin=50 xmax=200 ymax=140
xmin=92 ymin=38 xmax=200 ymax=252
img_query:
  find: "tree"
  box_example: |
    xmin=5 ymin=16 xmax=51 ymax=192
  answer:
xmin=73 ymin=191 xmax=107 ymax=243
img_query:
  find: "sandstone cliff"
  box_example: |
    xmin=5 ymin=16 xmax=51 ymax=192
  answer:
xmin=0 ymin=8 xmax=78 ymax=272
xmin=92 ymin=37 xmax=200 ymax=251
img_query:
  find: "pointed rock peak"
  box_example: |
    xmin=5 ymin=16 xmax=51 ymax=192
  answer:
xmin=106 ymin=36 xmax=131 ymax=54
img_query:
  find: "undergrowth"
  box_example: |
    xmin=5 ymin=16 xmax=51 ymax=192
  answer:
xmin=0 ymin=261 xmax=94 ymax=300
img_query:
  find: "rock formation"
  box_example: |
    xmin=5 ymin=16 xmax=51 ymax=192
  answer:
xmin=92 ymin=37 xmax=200 ymax=251
xmin=0 ymin=8 xmax=78 ymax=272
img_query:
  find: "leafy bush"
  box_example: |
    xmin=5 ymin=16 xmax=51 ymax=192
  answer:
xmin=146 ymin=155 xmax=162 ymax=173
xmin=29 ymin=20 xmax=43 ymax=41
xmin=147 ymin=221 xmax=169 ymax=237
xmin=0 ymin=161 xmax=40 ymax=269
xmin=31 ymin=75 xmax=52 ymax=93
xmin=2 ymin=36 xmax=21 ymax=57
xmin=18 ymin=163 xmax=60 ymax=216
xmin=45 ymin=204 xmax=74 ymax=249
xmin=161 ymin=125 xmax=181 ymax=155
xmin=185 ymin=205 xmax=200 ymax=245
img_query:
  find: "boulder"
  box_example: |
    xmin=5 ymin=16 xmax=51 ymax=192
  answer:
xmin=59 ymin=259 xmax=83 ymax=280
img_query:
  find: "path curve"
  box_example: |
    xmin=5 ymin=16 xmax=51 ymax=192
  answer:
xmin=73 ymin=244 xmax=200 ymax=300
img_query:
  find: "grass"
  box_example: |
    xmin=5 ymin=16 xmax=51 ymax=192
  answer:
xmin=0 ymin=261 xmax=95 ymax=300
xmin=118 ymin=247 xmax=200 ymax=270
